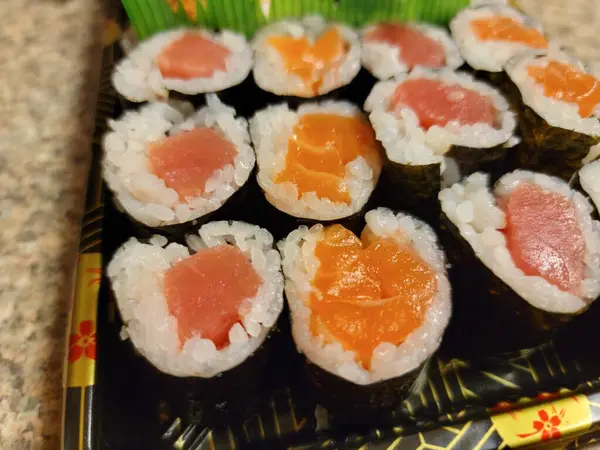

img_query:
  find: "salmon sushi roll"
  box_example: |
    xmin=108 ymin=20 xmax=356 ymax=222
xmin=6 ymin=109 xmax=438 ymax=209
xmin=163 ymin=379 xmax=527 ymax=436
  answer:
xmin=102 ymin=95 xmax=255 ymax=235
xmin=364 ymin=67 xmax=517 ymax=224
xmin=278 ymin=207 xmax=451 ymax=424
xmin=112 ymin=28 xmax=253 ymax=102
xmin=252 ymin=16 xmax=361 ymax=99
xmin=450 ymin=4 xmax=549 ymax=74
xmin=107 ymin=221 xmax=284 ymax=415
xmin=249 ymin=100 xmax=383 ymax=238
xmin=505 ymin=50 xmax=600 ymax=181
xmin=439 ymin=170 xmax=600 ymax=355
xmin=361 ymin=22 xmax=463 ymax=81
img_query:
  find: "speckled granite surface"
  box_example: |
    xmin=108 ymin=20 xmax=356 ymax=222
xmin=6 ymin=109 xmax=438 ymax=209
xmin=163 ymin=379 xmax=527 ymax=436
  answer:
xmin=0 ymin=1 xmax=103 ymax=449
xmin=0 ymin=0 xmax=599 ymax=449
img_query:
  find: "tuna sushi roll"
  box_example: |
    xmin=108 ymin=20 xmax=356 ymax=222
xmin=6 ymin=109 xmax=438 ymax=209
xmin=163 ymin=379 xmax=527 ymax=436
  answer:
xmin=361 ymin=22 xmax=463 ymax=81
xmin=102 ymin=95 xmax=255 ymax=233
xmin=450 ymin=4 xmax=548 ymax=74
xmin=364 ymin=67 xmax=517 ymax=223
xmin=112 ymin=28 xmax=253 ymax=102
xmin=106 ymin=221 xmax=284 ymax=415
xmin=249 ymin=100 xmax=383 ymax=237
xmin=252 ymin=16 xmax=361 ymax=99
xmin=439 ymin=170 xmax=600 ymax=355
xmin=278 ymin=207 xmax=451 ymax=423
xmin=505 ymin=50 xmax=600 ymax=181
xmin=579 ymin=160 xmax=600 ymax=213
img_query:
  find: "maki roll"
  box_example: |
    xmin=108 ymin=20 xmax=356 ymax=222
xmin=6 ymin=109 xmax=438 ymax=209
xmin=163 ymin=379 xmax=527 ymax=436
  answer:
xmin=439 ymin=170 xmax=600 ymax=355
xmin=361 ymin=22 xmax=463 ymax=81
xmin=112 ymin=28 xmax=252 ymax=102
xmin=505 ymin=50 xmax=600 ymax=181
xmin=252 ymin=16 xmax=361 ymax=99
xmin=102 ymin=95 xmax=255 ymax=234
xmin=579 ymin=160 xmax=600 ymax=213
xmin=450 ymin=4 xmax=548 ymax=74
xmin=249 ymin=100 xmax=383 ymax=238
xmin=364 ymin=67 xmax=517 ymax=223
xmin=106 ymin=221 xmax=283 ymax=416
xmin=278 ymin=207 xmax=451 ymax=423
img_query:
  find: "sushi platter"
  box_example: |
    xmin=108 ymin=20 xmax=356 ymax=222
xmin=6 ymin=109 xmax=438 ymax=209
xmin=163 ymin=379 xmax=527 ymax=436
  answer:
xmin=62 ymin=0 xmax=600 ymax=449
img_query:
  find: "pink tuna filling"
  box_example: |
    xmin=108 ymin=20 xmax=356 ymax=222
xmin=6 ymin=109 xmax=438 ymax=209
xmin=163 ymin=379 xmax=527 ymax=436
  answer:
xmin=500 ymin=183 xmax=585 ymax=294
xmin=364 ymin=23 xmax=446 ymax=69
xmin=391 ymin=78 xmax=497 ymax=130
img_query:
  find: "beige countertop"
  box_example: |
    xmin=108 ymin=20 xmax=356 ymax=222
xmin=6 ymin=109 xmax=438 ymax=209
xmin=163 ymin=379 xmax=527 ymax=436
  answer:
xmin=0 ymin=1 xmax=103 ymax=448
xmin=0 ymin=0 xmax=598 ymax=449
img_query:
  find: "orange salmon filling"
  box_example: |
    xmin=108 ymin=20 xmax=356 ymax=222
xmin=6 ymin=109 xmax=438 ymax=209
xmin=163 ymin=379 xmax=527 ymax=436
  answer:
xmin=471 ymin=16 xmax=548 ymax=48
xmin=149 ymin=127 xmax=237 ymax=200
xmin=164 ymin=245 xmax=262 ymax=349
xmin=156 ymin=33 xmax=231 ymax=80
xmin=309 ymin=225 xmax=437 ymax=369
xmin=274 ymin=113 xmax=381 ymax=204
xmin=268 ymin=27 xmax=348 ymax=95
xmin=528 ymin=60 xmax=600 ymax=118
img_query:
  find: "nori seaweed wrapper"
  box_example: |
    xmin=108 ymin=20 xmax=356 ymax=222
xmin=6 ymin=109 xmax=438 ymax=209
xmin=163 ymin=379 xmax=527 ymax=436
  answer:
xmin=253 ymin=70 xmax=371 ymax=111
xmin=303 ymin=357 xmax=425 ymax=428
xmin=511 ymin=103 xmax=599 ymax=182
xmin=439 ymin=211 xmax=583 ymax=357
xmin=382 ymin=143 xmax=509 ymax=228
xmin=490 ymin=73 xmax=600 ymax=182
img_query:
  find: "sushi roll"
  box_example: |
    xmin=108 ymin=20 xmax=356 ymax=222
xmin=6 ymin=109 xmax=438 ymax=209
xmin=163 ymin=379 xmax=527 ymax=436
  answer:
xmin=106 ymin=221 xmax=284 ymax=416
xmin=505 ymin=50 xmax=600 ymax=181
xmin=361 ymin=22 xmax=463 ymax=81
xmin=252 ymin=16 xmax=361 ymax=99
xmin=102 ymin=95 xmax=255 ymax=235
xmin=439 ymin=170 xmax=600 ymax=355
xmin=278 ymin=207 xmax=451 ymax=424
xmin=579 ymin=160 xmax=600 ymax=214
xmin=249 ymin=100 xmax=383 ymax=238
xmin=364 ymin=67 xmax=517 ymax=224
xmin=450 ymin=4 xmax=548 ymax=74
xmin=112 ymin=28 xmax=253 ymax=102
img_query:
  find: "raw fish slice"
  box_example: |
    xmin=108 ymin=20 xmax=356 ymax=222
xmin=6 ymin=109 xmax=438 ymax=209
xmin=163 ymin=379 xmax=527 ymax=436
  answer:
xmin=391 ymin=78 xmax=496 ymax=129
xmin=149 ymin=127 xmax=237 ymax=199
xmin=470 ymin=15 xmax=547 ymax=48
xmin=163 ymin=244 xmax=262 ymax=348
xmin=502 ymin=183 xmax=585 ymax=294
xmin=528 ymin=60 xmax=600 ymax=118
xmin=156 ymin=32 xmax=231 ymax=80
xmin=363 ymin=23 xmax=446 ymax=69
xmin=274 ymin=113 xmax=381 ymax=204
xmin=310 ymin=225 xmax=436 ymax=368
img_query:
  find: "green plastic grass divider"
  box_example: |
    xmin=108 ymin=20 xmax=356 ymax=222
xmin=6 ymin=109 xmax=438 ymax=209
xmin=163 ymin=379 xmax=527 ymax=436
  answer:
xmin=122 ymin=0 xmax=469 ymax=39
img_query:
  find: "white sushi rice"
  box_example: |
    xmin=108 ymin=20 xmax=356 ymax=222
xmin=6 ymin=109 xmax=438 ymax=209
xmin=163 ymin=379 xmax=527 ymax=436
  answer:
xmin=107 ymin=221 xmax=284 ymax=377
xmin=102 ymin=94 xmax=255 ymax=227
xmin=580 ymin=160 xmax=600 ymax=211
xmin=506 ymin=49 xmax=600 ymax=137
xmin=252 ymin=16 xmax=361 ymax=97
xmin=250 ymin=100 xmax=382 ymax=221
xmin=112 ymin=28 xmax=253 ymax=102
xmin=450 ymin=4 xmax=549 ymax=73
xmin=361 ymin=23 xmax=463 ymax=81
xmin=439 ymin=171 xmax=600 ymax=313
xmin=278 ymin=208 xmax=451 ymax=385
xmin=364 ymin=67 xmax=517 ymax=167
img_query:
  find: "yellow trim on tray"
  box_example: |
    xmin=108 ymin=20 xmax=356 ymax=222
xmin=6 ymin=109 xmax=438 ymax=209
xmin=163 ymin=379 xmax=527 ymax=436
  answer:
xmin=491 ymin=395 xmax=592 ymax=448
xmin=65 ymin=252 xmax=102 ymax=388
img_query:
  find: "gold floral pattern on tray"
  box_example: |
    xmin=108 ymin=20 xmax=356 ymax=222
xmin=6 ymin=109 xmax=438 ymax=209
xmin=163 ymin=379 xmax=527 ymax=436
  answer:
xmin=65 ymin=253 xmax=102 ymax=388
